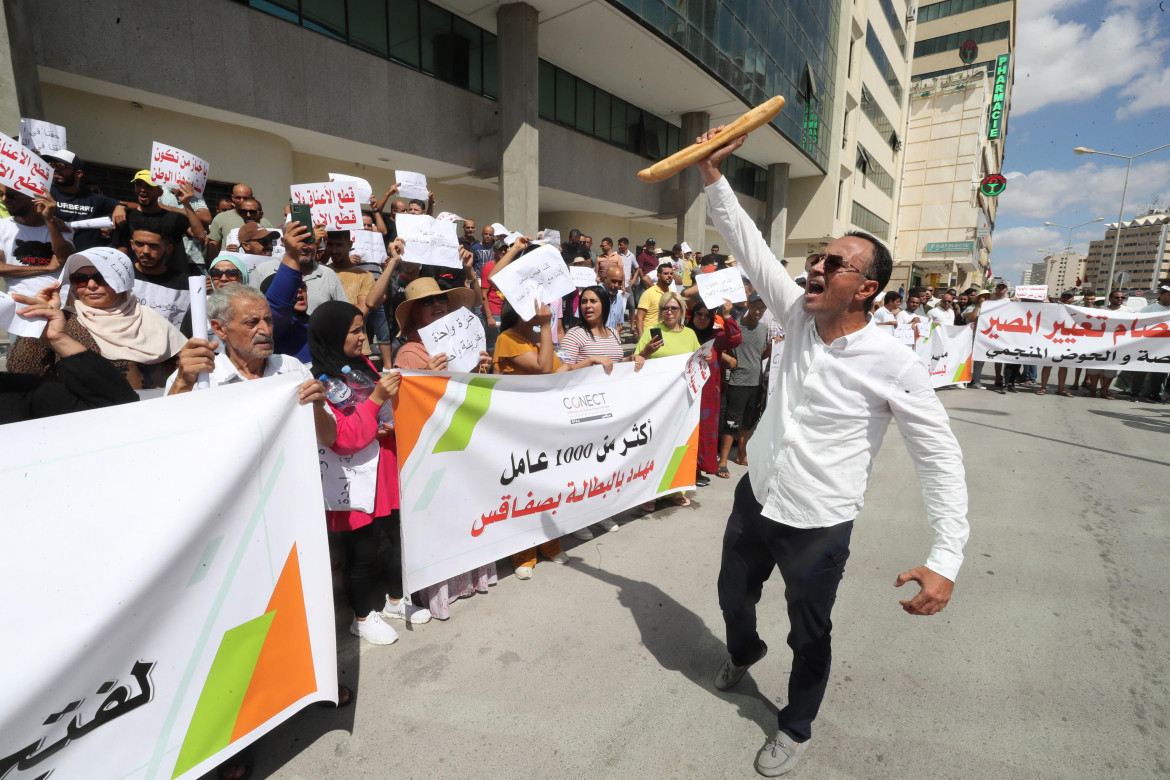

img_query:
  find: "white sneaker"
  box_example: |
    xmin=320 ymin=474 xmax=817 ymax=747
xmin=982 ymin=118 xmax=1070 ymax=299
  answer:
xmin=515 ymin=566 xmax=533 ymax=580
xmin=572 ymin=527 xmax=594 ymax=541
xmin=548 ymin=551 xmax=569 ymax=564
xmin=381 ymin=597 xmax=432 ymax=624
xmin=350 ymin=611 xmax=398 ymax=645
xmin=597 ymin=518 xmax=619 ymax=532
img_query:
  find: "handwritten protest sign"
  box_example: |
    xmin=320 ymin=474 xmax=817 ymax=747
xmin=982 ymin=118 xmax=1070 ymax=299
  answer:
xmin=290 ymin=182 xmax=362 ymax=232
xmin=694 ymin=267 xmax=748 ymax=309
xmin=680 ymin=241 xmax=693 ymax=255
xmin=975 ymin=299 xmax=1170 ymax=371
xmin=683 ymin=340 xmax=714 ymax=400
xmin=418 ymin=307 xmax=486 ymax=373
xmin=19 ymin=118 xmax=66 ymax=154
xmin=0 ymin=376 xmax=338 ymax=780
xmin=1015 ymin=285 xmax=1048 ymax=302
xmin=490 ymin=243 xmax=576 ymax=321
xmin=328 ymin=172 xmax=372 ymax=204
xmin=0 ymin=289 xmax=47 ymax=338
xmin=351 ymin=229 xmax=388 ymax=265
xmin=150 ymin=142 xmax=210 ymax=196
xmin=133 ymin=279 xmax=191 ymax=329
xmin=0 ymin=132 xmax=51 ymax=198
xmin=570 ymin=266 xmax=598 ymax=287
xmin=395 ymin=170 xmax=429 ymax=202
xmin=395 ymin=213 xmax=461 ymax=269
xmin=394 ymin=353 xmax=699 ymax=592
xmin=435 ymin=211 xmax=465 ymax=223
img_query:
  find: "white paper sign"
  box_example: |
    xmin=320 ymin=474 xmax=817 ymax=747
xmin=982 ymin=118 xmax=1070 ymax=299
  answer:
xmin=395 ymin=170 xmax=429 ymax=202
xmin=570 ymin=266 xmax=598 ymax=287
xmin=0 ymin=289 xmax=47 ymax=338
xmin=328 ymin=172 xmax=372 ymax=204
xmin=1015 ymin=285 xmax=1048 ymax=302
xmin=435 ymin=211 xmax=465 ymax=223
xmin=319 ymin=440 xmax=379 ymax=512
xmin=351 ymin=229 xmax=388 ymax=265
xmin=418 ymin=307 xmax=487 ymax=374
xmin=694 ymin=267 xmax=748 ymax=309
xmin=187 ymin=276 xmax=210 ymax=389
xmin=150 ymin=141 xmax=210 ymax=196
xmin=290 ymin=182 xmax=362 ymax=232
xmin=67 ymin=217 xmax=114 ymax=230
xmin=683 ymin=340 xmax=714 ymax=399
xmin=766 ymin=340 xmax=785 ymax=399
xmin=540 ymin=229 xmax=562 ymax=249
xmin=680 ymin=241 xmax=693 ymax=255
xmin=0 ymin=132 xmax=51 ymax=198
xmin=395 ymin=213 xmax=461 ymax=269
xmin=19 ymin=118 xmax=67 ymax=154
xmin=490 ymin=244 xmax=576 ymax=322
xmin=238 ymin=253 xmax=270 ymax=277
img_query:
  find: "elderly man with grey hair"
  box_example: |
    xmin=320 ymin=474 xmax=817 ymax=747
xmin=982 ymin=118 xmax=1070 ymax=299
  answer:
xmin=165 ymin=283 xmax=336 ymax=444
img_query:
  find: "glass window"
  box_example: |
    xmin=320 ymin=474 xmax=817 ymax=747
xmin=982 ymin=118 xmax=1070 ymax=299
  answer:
xmin=250 ymin=0 xmax=298 ymax=23
xmin=347 ymin=0 xmax=388 ymax=56
xmin=455 ymin=18 xmax=482 ymax=93
xmin=388 ymin=0 xmax=420 ymax=68
xmin=302 ymin=0 xmax=346 ymax=39
xmin=539 ymin=60 xmax=556 ymax=120
xmin=576 ymin=79 xmax=594 ymax=134
xmin=594 ymin=91 xmax=611 ymax=142
xmin=610 ymin=98 xmax=627 ymax=147
xmin=555 ymin=69 xmax=575 ymax=126
xmin=482 ymin=32 xmax=497 ymax=98
xmin=419 ymin=3 xmax=451 ymax=76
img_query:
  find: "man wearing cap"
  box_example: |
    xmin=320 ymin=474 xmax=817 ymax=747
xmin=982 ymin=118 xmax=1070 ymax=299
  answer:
xmin=207 ymin=183 xmax=272 ymax=258
xmin=694 ymin=128 xmax=968 ymax=777
xmin=44 ymin=150 xmax=125 ymax=251
xmin=115 ymin=171 xmax=204 ymax=267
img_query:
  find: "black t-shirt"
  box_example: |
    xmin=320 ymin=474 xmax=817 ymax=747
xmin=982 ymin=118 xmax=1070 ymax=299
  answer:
xmin=51 ymin=186 xmax=120 ymax=251
xmin=117 ymin=209 xmax=190 ymax=264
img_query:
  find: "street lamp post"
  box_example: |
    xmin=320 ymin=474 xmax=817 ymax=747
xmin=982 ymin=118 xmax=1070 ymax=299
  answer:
xmin=1042 ymin=218 xmax=1103 ymax=290
xmin=1073 ymin=144 xmax=1170 ymax=297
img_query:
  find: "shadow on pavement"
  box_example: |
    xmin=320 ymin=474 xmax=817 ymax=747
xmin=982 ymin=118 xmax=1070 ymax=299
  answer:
xmin=1085 ymin=407 xmax=1170 ymax=434
xmin=570 ymin=559 xmax=779 ymax=737
xmin=947 ymin=407 xmax=1011 ymax=416
xmin=949 ymin=415 xmax=1170 ymax=466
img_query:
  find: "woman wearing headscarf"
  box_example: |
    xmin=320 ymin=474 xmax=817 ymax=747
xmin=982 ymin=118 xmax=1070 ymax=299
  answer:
xmin=308 ymin=300 xmax=432 ymax=646
xmin=7 ymin=247 xmax=186 ymax=389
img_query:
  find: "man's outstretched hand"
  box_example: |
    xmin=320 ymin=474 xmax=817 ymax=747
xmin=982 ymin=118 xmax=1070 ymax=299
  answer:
xmin=894 ymin=565 xmax=954 ymax=615
xmin=696 ymin=126 xmax=748 ymax=186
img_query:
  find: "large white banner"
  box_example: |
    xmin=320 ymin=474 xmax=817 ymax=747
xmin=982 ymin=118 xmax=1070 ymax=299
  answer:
xmin=975 ymin=299 xmax=1170 ymax=372
xmin=0 ymin=376 xmax=337 ymax=780
xmin=393 ymin=355 xmax=701 ymax=592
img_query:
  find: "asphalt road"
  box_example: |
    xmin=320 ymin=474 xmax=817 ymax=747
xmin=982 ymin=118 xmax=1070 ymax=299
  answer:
xmin=222 ymin=378 xmax=1170 ymax=779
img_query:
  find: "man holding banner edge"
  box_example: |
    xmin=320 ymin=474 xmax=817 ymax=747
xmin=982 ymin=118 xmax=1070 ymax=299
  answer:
xmin=692 ymin=126 xmax=970 ymax=776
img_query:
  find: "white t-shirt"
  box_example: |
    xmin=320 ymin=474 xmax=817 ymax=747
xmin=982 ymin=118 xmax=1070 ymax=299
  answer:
xmin=0 ymin=218 xmax=69 ymax=298
xmin=872 ymin=307 xmax=898 ymax=326
xmin=896 ymin=310 xmax=924 ymax=327
xmin=928 ymin=306 xmax=954 ymax=325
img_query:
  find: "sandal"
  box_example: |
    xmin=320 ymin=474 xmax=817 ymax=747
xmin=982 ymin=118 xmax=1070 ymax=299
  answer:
xmin=1035 ymin=388 xmax=1047 ymax=395
xmin=669 ymin=494 xmax=691 ymax=507
xmin=1101 ymin=393 xmax=1115 ymax=400
xmin=1056 ymin=390 xmax=1074 ymax=397
xmin=716 ymin=465 xmax=731 ymax=479
xmin=639 ymin=501 xmax=657 ymax=513
xmin=317 ymin=685 xmax=354 ymax=709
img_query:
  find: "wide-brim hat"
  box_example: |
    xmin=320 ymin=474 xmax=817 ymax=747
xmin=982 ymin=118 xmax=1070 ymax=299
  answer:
xmin=394 ymin=276 xmax=476 ymax=332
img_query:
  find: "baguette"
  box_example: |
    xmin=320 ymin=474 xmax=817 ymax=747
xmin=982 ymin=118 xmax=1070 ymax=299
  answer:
xmin=636 ymin=96 xmax=786 ymax=183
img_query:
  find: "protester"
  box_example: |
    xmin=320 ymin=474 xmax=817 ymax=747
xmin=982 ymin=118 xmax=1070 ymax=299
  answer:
xmin=719 ymin=293 xmax=769 ymax=474
xmin=601 ymin=265 xmax=628 ymax=337
xmin=963 ymin=289 xmax=993 ymax=389
xmin=207 ymin=253 xmax=249 ymax=290
xmin=2 ymin=285 xmax=138 ymax=422
xmin=635 ymin=238 xmax=659 ymax=303
xmin=0 ymin=185 xmax=74 ymax=300
xmin=689 ymin=301 xmax=742 ymax=481
xmin=8 ymin=247 xmax=186 ymax=389
xmin=596 ymin=237 xmax=621 ymax=281
xmin=206 ymin=183 xmax=272 ymax=257
xmin=126 ymin=225 xmax=201 ymax=332
xmin=44 ymin=150 xmax=125 ymax=251
xmin=928 ymin=293 xmax=956 ymax=326
xmin=872 ymin=291 xmax=901 ymax=330
xmin=1127 ymin=282 xmax=1170 ymax=403
xmin=308 ymin=300 xmax=432 ymax=644
xmin=694 ymin=127 xmax=968 ymax=777
xmin=1036 ymin=365 xmax=1070 ymax=397
xmin=250 ymin=229 xmax=348 ymax=314
xmin=115 ymin=171 xmax=204 ymax=265
xmin=636 ymin=261 xmax=676 ymax=338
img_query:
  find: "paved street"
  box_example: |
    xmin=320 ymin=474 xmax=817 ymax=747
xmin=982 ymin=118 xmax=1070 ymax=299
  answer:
xmin=223 ymin=379 xmax=1170 ymax=779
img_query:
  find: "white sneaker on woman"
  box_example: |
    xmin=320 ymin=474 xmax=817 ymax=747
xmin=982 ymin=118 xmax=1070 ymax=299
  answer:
xmin=572 ymin=527 xmax=594 ymax=540
xmin=597 ymin=518 xmax=619 ymax=532
xmin=350 ymin=611 xmax=399 ymax=645
xmin=381 ymin=597 xmax=432 ymax=624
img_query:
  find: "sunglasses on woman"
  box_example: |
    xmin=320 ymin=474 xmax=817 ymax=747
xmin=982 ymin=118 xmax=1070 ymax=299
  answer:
xmin=69 ymin=271 xmax=107 ymax=286
xmin=805 ymin=252 xmax=871 ymax=279
xmin=417 ymin=294 xmax=448 ymax=307
xmin=209 ymin=268 xmax=242 ymax=279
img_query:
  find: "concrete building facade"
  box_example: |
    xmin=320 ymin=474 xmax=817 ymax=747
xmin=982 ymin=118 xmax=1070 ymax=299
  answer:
xmin=1039 ymin=250 xmax=1087 ymax=295
xmin=891 ymin=0 xmax=1015 ymax=292
xmin=1084 ymin=210 xmax=1170 ymax=293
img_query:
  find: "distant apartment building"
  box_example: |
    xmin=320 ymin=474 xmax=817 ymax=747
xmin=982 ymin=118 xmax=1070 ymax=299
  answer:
xmin=1084 ymin=209 xmax=1170 ymax=292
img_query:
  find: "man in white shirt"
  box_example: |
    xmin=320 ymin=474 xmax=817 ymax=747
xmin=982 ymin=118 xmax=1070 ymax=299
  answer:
xmin=872 ymin=291 xmax=902 ymax=330
xmin=928 ymin=292 xmax=957 ymax=326
xmin=695 ymin=128 xmax=969 ymax=778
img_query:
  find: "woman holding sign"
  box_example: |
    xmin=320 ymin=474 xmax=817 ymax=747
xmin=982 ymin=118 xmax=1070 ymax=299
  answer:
xmin=309 ymin=300 xmax=432 ymax=646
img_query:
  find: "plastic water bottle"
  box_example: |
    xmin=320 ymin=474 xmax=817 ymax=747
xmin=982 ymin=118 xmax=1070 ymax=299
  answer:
xmin=320 ymin=374 xmax=357 ymax=415
xmin=341 ymin=365 xmax=376 ymax=403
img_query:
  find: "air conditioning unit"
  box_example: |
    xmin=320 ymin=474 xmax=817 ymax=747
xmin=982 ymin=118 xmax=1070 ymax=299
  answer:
xmin=906 ymin=4 xmax=917 ymax=21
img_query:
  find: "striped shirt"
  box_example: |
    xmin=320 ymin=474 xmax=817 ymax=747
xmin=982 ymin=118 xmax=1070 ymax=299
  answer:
xmin=558 ymin=327 xmax=624 ymax=364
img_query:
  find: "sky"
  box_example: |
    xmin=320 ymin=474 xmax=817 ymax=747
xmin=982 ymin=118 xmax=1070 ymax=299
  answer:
xmin=990 ymin=0 xmax=1170 ymax=286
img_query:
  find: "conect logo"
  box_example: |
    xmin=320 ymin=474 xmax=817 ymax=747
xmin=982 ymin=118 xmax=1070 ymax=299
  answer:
xmin=561 ymin=392 xmax=612 ymax=424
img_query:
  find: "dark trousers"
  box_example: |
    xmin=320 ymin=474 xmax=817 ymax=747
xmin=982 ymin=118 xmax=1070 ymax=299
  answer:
xmin=717 ymin=475 xmax=853 ymax=743
xmin=341 ymin=511 xmax=402 ymax=617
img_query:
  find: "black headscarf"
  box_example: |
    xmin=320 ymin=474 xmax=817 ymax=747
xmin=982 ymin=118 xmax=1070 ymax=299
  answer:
xmin=308 ymin=301 xmax=378 ymax=382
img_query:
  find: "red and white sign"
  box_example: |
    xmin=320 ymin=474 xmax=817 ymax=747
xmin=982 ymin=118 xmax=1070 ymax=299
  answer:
xmin=0 ymin=133 xmax=51 ymax=198
xmin=150 ymin=142 xmax=210 ymax=196
xmin=290 ymin=182 xmax=362 ymax=232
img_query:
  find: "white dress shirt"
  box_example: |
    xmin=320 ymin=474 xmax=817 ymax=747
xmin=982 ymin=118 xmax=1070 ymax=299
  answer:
xmin=706 ymin=176 xmax=969 ymax=580
xmin=165 ymin=352 xmax=313 ymax=392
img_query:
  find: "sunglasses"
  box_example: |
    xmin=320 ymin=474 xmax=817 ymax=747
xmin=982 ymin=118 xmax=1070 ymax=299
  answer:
xmin=660 ymin=305 xmax=682 ymax=312
xmin=417 ymin=294 xmax=448 ymax=307
xmin=69 ymin=271 xmax=107 ymax=286
xmin=209 ymin=268 xmax=242 ymax=279
xmin=805 ymin=253 xmax=871 ymax=279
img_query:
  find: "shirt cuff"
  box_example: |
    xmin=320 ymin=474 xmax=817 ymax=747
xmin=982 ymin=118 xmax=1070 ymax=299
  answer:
xmin=925 ymin=549 xmax=963 ymax=582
